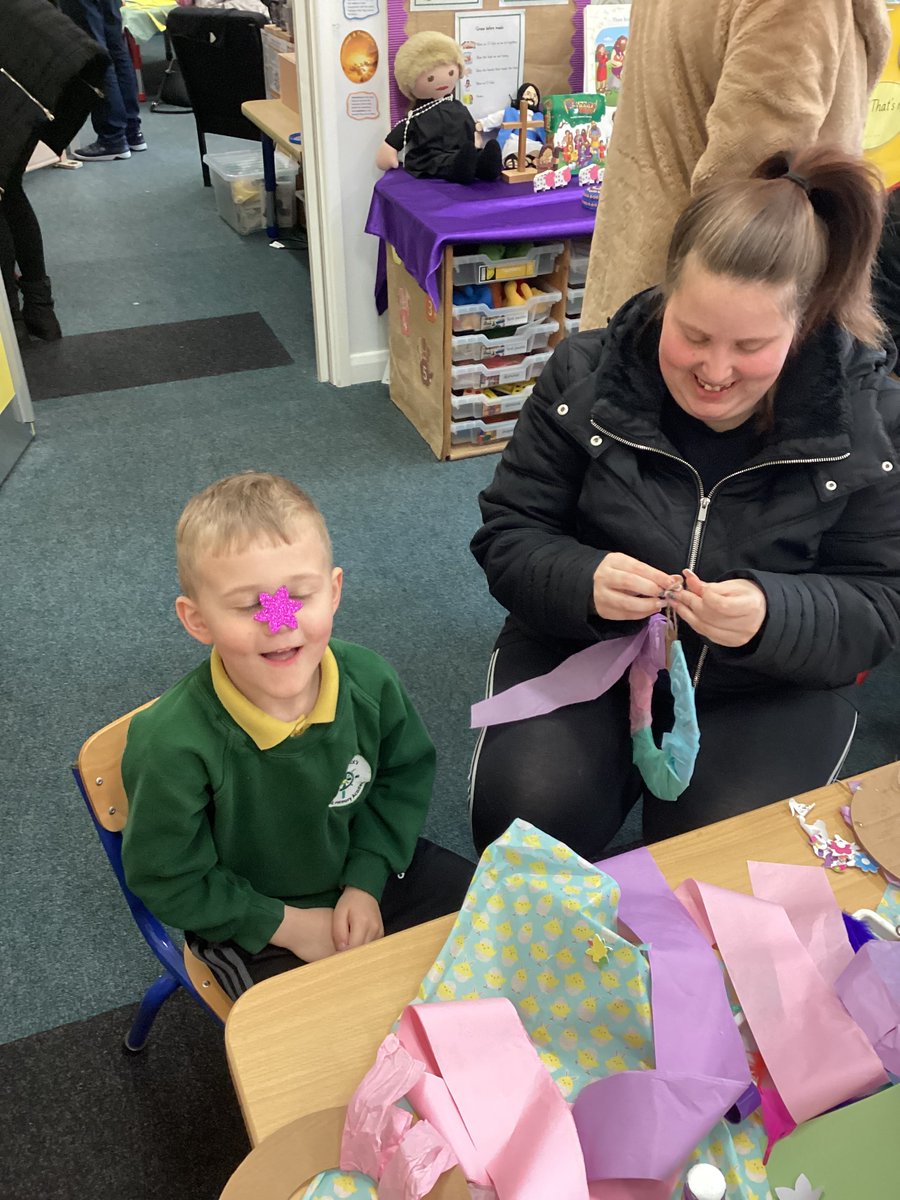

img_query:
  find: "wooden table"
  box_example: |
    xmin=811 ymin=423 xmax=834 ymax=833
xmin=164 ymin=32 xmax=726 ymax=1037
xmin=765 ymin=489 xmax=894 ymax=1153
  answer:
xmin=225 ymin=763 xmax=893 ymax=1147
xmin=241 ymin=99 xmax=302 ymax=239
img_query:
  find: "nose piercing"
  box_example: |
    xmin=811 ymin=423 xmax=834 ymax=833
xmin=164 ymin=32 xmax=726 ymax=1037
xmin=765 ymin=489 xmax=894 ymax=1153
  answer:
xmin=254 ymin=586 xmax=303 ymax=632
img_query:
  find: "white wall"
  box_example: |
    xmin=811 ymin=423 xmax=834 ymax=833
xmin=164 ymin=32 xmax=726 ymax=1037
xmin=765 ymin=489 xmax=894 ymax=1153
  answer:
xmin=296 ymin=2 xmax=391 ymax=386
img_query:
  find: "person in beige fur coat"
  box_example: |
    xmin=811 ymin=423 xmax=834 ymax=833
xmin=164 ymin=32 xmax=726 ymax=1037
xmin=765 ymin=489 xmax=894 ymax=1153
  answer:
xmin=581 ymin=0 xmax=891 ymax=330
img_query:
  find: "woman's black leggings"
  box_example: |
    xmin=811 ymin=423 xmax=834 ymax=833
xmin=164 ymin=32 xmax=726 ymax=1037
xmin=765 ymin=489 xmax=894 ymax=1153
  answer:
xmin=469 ymin=630 xmax=859 ymax=860
xmin=0 ymin=146 xmax=47 ymax=296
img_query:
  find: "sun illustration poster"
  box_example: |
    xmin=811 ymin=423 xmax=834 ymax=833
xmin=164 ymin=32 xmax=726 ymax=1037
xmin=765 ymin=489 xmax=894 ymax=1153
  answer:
xmin=340 ymin=29 xmax=379 ymax=84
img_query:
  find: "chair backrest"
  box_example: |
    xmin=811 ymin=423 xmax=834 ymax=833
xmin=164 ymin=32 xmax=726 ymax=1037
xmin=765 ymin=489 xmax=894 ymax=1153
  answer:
xmin=73 ymin=702 xmax=233 ymax=1022
xmin=166 ymin=8 xmax=267 ymax=141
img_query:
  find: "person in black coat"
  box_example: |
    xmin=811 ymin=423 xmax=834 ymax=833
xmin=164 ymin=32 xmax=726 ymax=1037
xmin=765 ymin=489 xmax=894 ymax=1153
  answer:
xmin=0 ymin=0 xmax=108 ymax=341
xmin=469 ymin=146 xmax=900 ymax=860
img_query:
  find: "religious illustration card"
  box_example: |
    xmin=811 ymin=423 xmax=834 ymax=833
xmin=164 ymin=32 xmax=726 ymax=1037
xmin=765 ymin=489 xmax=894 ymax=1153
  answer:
xmin=582 ymin=4 xmax=630 ymax=113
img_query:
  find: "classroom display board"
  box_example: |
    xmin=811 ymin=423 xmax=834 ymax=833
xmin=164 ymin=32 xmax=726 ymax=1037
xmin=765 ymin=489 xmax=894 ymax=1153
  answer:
xmin=864 ymin=1 xmax=900 ymax=188
xmin=386 ymin=0 xmax=591 ymax=125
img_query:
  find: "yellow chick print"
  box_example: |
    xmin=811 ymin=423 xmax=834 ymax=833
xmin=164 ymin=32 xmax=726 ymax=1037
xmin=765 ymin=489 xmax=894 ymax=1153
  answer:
xmin=331 ymin=1175 xmax=360 ymax=1198
xmin=471 ymin=911 xmax=490 ymax=932
xmin=585 ymin=935 xmax=609 ymax=964
xmin=549 ymin=998 xmax=571 ymax=1020
xmin=558 ymin=1027 xmax=579 ymax=1052
xmin=495 ymin=920 xmax=513 ymax=942
xmin=518 ymin=921 xmax=534 ymax=944
xmin=731 ymin=1131 xmax=754 ymax=1155
xmin=501 ymin=944 xmax=519 ymax=965
xmin=529 ymin=877 xmax=549 ymax=892
xmin=505 ymin=848 xmax=523 ymax=866
xmin=571 ymin=921 xmax=593 ymax=942
xmin=585 ymin=892 xmax=607 ymax=908
xmin=606 ymin=998 xmax=631 ymax=1021
xmin=453 ymin=961 xmax=474 ymax=982
xmin=605 ymin=1054 xmax=628 ymax=1073
xmin=428 ymin=960 xmax=446 ymax=983
xmin=511 ymin=968 xmax=529 ymax=993
xmin=536 ymin=969 xmax=560 ymax=992
xmin=532 ymin=859 xmax=548 ymax=875
xmin=519 ymin=993 xmax=540 ymax=1015
xmin=462 ymin=990 xmax=480 ymax=1001
xmin=577 ymin=996 xmax=598 ymax=1021
xmin=436 ymin=981 xmax=457 ymax=1000
xmin=512 ymin=895 xmax=532 ymax=915
xmin=590 ymin=1024 xmax=613 ymax=1043
xmin=745 ymin=1157 xmax=768 ymax=1183
xmin=556 ymin=1074 xmax=575 ymax=1098
xmin=530 ymin=941 xmax=550 ymax=962
xmin=724 ymin=1167 xmax=741 ymax=1190
xmin=622 ymin=1029 xmax=646 ymax=1050
xmin=451 ymin=933 xmax=466 ymax=957
xmin=474 ymin=939 xmax=496 ymax=962
xmin=608 ymin=886 xmax=620 ymax=907
xmin=626 ymin=975 xmax=646 ymax=996
xmin=634 ymin=1000 xmax=652 ymax=1023
xmin=539 ymin=1050 xmax=561 ymax=1071
xmin=707 ymin=1140 xmax=724 ymax=1158
xmin=484 ymin=865 xmax=500 ymax=885
xmin=600 ymin=969 xmax=620 ymax=989
xmin=543 ymin=917 xmax=564 ymax=939
xmin=551 ymin=843 xmax=572 ymax=861
xmin=577 ymin=1047 xmax=600 ymax=1070
xmin=522 ymin=832 xmax=542 ymax=848
xmin=555 ymin=947 xmax=576 ymax=967
xmin=562 ymin=897 xmax=582 ymax=913
xmin=554 ymin=870 xmax=574 ymax=886
xmin=613 ymin=946 xmax=636 ymax=965
xmin=484 ymin=967 xmax=506 ymax=990
xmin=486 ymin=893 xmax=506 ymax=914
xmin=504 ymin=872 xmax=525 ymax=890
xmin=532 ymin=1024 xmax=552 ymax=1046
xmin=536 ymin=894 xmax=555 ymax=917
xmin=583 ymin=874 xmax=603 ymax=888
xmin=565 ymin=971 xmax=587 ymax=995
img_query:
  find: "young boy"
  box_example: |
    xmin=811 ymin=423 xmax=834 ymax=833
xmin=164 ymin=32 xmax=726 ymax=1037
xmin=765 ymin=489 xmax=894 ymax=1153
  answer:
xmin=121 ymin=472 xmax=473 ymax=999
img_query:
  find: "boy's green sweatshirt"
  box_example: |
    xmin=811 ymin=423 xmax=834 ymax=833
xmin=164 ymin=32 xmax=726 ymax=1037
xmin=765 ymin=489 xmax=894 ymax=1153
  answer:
xmin=121 ymin=639 xmax=435 ymax=952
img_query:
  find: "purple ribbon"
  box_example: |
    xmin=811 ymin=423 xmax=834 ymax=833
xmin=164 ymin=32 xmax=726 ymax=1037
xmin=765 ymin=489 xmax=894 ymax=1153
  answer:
xmin=571 ymin=848 xmax=752 ymax=1183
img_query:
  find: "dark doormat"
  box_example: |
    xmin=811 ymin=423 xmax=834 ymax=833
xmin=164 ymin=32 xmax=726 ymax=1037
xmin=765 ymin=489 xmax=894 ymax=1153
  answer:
xmin=22 ymin=312 xmax=293 ymax=401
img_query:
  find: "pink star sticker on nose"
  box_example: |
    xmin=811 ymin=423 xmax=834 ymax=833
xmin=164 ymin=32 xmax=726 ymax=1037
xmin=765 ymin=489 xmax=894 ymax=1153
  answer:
xmin=253 ymin=586 xmax=303 ymax=632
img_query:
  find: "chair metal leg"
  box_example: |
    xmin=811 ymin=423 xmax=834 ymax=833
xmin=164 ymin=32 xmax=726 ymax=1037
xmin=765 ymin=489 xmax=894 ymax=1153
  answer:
xmin=124 ymin=972 xmax=181 ymax=1053
xmin=197 ymin=126 xmax=210 ymax=186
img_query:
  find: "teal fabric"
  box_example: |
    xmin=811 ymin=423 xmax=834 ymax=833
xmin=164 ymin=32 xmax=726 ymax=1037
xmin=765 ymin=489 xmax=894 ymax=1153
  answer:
xmin=631 ymin=638 xmax=700 ymax=801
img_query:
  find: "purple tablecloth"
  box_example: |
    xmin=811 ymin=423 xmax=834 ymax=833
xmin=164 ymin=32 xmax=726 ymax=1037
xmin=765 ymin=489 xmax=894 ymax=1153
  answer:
xmin=365 ymin=170 xmax=597 ymax=314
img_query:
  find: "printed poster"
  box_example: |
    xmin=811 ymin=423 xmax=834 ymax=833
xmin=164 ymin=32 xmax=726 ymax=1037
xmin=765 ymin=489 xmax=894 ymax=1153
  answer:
xmin=411 ymin=0 xmax=482 ymax=10
xmin=582 ymin=3 xmax=629 ymax=112
xmin=455 ymin=9 xmax=525 ymax=122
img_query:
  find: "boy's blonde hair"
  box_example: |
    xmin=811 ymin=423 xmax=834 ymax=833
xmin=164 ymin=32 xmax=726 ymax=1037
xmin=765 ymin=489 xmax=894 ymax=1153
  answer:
xmin=176 ymin=472 xmax=332 ymax=597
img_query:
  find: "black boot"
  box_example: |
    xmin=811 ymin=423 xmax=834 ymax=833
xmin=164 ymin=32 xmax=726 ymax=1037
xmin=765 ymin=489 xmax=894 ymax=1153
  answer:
xmin=475 ymin=139 xmax=502 ymax=181
xmin=448 ymin=142 xmax=478 ymax=185
xmin=4 ymin=277 xmax=29 ymax=345
xmin=19 ymin=275 xmax=62 ymax=341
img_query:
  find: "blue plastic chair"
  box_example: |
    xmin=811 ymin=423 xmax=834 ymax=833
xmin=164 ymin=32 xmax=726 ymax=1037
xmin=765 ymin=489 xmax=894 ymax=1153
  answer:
xmin=72 ymin=703 xmax=232 ymax=1051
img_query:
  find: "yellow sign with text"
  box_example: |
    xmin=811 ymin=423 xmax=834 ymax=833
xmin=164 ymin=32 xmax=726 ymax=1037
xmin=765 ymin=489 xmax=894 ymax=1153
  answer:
xmin=865 ymin=4 xmax=900 ymax=187
xmin=0 ymin=336 xmax=15 ymax=415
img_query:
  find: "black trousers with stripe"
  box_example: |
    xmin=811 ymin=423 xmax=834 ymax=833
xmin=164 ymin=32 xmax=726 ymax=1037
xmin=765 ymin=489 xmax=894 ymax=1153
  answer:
xmin=187 ymin=838 xmax=474 ymax=1000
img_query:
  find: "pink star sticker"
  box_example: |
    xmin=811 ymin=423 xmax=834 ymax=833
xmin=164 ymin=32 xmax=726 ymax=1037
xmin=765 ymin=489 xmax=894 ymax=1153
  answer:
xmin=253 ymin=586 xmax=303 ymax=632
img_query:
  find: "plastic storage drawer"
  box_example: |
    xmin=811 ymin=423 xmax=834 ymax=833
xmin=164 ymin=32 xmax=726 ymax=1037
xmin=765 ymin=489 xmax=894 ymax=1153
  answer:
xmin=451 ymin=286 xmax=562 ymax=333
xmin=450 ymin=319 xmax=559 ymax=363
xmin=566 ymin=285 xmax=585 ymax=316
xmin=452 ymin=243 xmax=564 ymax=286
xmin=565 ymin=316 xmax=581 ymax=337
xmin=450 ymin=416 xmax=518 ymax=446
xmin=203 ymin=148 xmax=296 ymax=235
xmin=450 ymin=384 xmax=534 ymax=420
xmin=450 ymin=350 xmax=552 ymax=390
xmin=568 ymin=237 xmax=592 ymax=287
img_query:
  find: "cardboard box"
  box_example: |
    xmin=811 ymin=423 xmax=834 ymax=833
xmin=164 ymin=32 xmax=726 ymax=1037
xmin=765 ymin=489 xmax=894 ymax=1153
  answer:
xmin=261 ymin=24 xmax=293 ymax=99
xmin=278 ymin=50 xmax=298 ymax=114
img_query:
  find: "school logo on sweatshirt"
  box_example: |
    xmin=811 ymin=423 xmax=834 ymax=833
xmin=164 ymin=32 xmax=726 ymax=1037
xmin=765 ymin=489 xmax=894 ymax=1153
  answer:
xmin=329 ymin=755 xmax=373 ymax=807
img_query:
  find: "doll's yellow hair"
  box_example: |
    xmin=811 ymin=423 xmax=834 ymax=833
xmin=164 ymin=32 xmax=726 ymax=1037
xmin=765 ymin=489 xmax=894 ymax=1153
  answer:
xmin=394 ymin=32 xmax=465 ymax=101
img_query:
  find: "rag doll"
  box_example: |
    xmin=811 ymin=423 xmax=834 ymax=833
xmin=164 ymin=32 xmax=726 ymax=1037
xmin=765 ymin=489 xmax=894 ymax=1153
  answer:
xmin=376 ymin=32 xmax=502 ymax=185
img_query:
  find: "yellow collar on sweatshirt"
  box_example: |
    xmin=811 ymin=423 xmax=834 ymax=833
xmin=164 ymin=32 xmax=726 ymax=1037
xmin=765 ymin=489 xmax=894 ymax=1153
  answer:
xmin=210 ymin=646 xmax=338 ymax=750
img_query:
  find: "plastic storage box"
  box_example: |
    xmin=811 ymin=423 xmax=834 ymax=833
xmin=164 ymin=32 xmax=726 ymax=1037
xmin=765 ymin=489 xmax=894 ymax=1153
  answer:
xmin=450 ymin=350 xmax=552 ymax=391
xmin=450 ymin=416 xmax=519 ymax=446
xmin=452 ymin=243 xmax=564 ymax=286
xmin=566 ymin=285 xmax=585 ymax=316
xmin=450 ymin=384 xmax=534 ymax=420
xmin=450 ymin=319 xmax=559 ymax=364
xmin=565 ymin=316 xmax=581 ymax=337
xmin=451 ymin=286 xmax=562 ymax=333
xmin=203 ymin=148 xmax=297 ymax=235
xmin=568 ymin=237 xmax=592 ymax=287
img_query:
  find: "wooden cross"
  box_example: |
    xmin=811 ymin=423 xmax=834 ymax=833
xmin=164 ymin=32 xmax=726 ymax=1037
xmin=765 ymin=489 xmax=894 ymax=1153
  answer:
xmin=500 ymin=99 xmax=545 ymax=185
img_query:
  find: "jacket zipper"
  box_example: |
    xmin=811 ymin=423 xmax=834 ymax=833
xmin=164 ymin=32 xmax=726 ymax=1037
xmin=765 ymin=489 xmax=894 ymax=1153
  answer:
xmin=1 ymin=68 xmax=56 ymax=121
xmin=589 ymin=418 xmax=850 ymax=687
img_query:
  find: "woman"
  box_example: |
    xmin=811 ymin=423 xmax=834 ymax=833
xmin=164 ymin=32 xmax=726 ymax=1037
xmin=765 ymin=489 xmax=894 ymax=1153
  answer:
xmin=469 ymin=146 xmax=900 ymax=860
xmin=0 ymin=0 xmax=108 ymax=341
xmin=580 ymin=0 xmax=890 ymax=330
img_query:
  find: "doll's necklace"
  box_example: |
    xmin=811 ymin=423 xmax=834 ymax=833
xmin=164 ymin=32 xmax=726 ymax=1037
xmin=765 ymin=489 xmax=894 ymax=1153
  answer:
xmin=401 ymin=94 xmax=452 ymax=151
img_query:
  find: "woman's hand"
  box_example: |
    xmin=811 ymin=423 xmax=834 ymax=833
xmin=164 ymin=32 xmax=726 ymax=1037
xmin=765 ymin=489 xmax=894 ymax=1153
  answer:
xmin=592 ymin=553 xmax=680 ymax=621
xmin=332 ymin=887 xmax=384 ymax=952
xmin=669 ymin=568 xmax=767 ymax=647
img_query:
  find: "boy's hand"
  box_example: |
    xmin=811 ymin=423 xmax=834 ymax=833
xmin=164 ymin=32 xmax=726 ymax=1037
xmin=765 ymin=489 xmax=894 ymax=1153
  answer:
xmin=333 ymin=887 xmax=384 ymax=952
xmin=270 ymin=906 xmax=337 ymax=963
